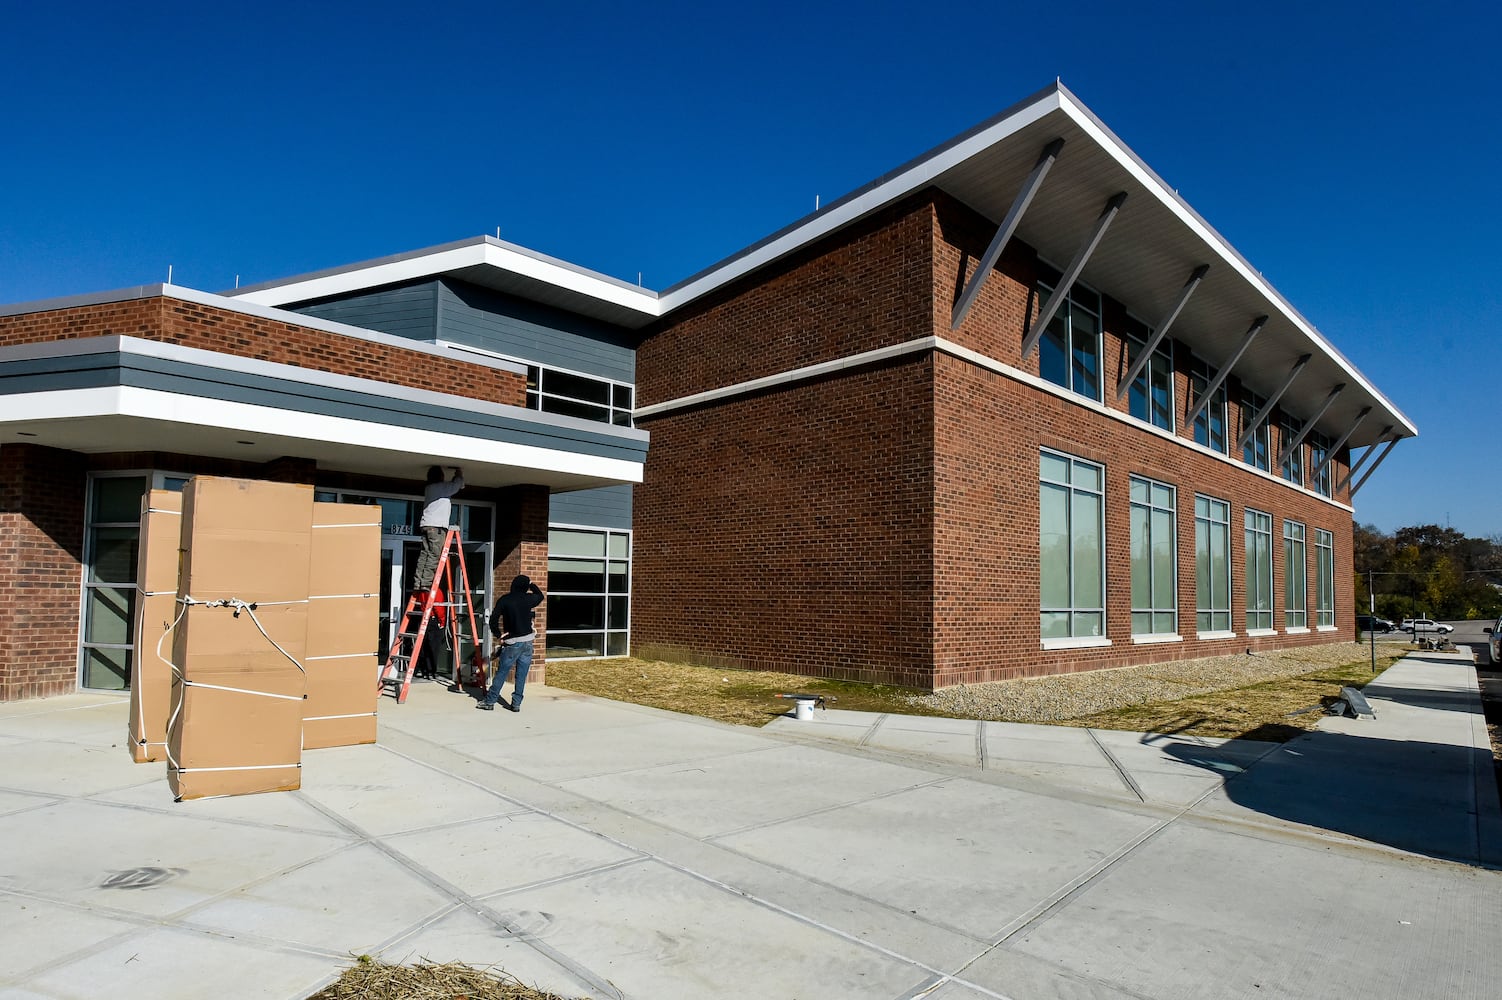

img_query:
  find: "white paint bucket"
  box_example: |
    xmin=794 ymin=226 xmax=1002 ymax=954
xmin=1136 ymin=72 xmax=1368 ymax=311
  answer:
xmin=794 ymin=698 xmax=815 ymax=721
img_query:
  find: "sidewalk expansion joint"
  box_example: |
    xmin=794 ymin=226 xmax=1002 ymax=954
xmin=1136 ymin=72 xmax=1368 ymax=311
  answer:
xmin=1085 ymin=729 xmax=1145 ymax=802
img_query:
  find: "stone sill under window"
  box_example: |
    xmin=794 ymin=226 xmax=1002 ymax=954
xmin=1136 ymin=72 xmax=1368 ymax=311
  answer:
xmin=1197 ymin=630 xmax=1238 ymax=641
xmin=1246 ymin=628 xmax=1278 ymax=637
xmin=1285 ymin=626 xmax=1311 ymax=635
xmin=1316 ymin=625 xmax=1338 ymax=632
xmin=1041 ymin=636 xmax=1112 ymax=651
xmin=1131 ymin=633 xmax=1183 ymax=645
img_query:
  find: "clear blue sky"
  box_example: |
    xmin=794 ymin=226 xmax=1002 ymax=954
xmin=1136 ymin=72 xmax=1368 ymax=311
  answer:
xmin=3 ymin=2 xmax=1497 ymax=536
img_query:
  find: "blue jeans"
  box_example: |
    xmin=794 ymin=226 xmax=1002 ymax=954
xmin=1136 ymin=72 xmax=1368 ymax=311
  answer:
xmin=485 ymin=640 xmax=533 ymax=708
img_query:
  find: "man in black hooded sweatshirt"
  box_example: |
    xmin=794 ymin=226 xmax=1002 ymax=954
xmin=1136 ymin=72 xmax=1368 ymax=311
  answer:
xmin=477 ymin=574 xmax=544 ymax=712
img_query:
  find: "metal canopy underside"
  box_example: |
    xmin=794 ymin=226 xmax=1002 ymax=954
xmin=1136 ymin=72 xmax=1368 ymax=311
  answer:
xmin=900 ymin=92 xmax=1411 ymax=449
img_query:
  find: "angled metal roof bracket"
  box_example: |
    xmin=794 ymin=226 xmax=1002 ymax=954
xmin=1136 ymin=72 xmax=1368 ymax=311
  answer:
xmin=1312 ymin=406 xmax=1372 ymax=480
xmin=1349 ymin=436 xmax=1401 ymax=498
xmin=1235 ymin=353 xmax=1312 ymax=454
xmin=1336 ymin=423 xmax=1394 ymax=495
xmin=1115 ymin=264 xmax=1210 ymax=400
xmin=1184 ymin=316 xmax=1267 ymax=428
xmin=951 ymin=138 xmax=1064 ymax=331
xmin=1020 ymin=190 xmax=1129 ymax=360
xmin=1277 ymin=383 xmax=1347 ymax=467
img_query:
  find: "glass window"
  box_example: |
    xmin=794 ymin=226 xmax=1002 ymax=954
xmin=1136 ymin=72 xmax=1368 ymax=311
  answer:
xmin=1285 ymin=520 xmax=1307 ymax=628
xmin=1245 ymin=509 xmax=1274 ymax=631
xmin=1195 ymin=495 xmax=1231 ymax=633
xmin=528 ymin=365 xmax=634 ymax=427
xmin=1309 ymin=431 xmax=1333 ymax=497
xmin=1126 ymin=320 xmax=1173 ymax=431
xmin=1040 ymin=450 xmax=1105 ymax=639
xmin=547 ymin=526 xmax=631 ymax=658
xmin=1130 ymin=476 xmax=1178 ymax=635
xmin=82 ymin=474 xmax=148 ymax=691
xmin=1190 ymin=357 xmax=1227 ymax=454
xmin=1315 ymin=528 xmax=1335 ymax=627
xmin=1037 ymin=277 xmax=1102 ymax=402
xmin=1280 ymin=417 xmax=1304 ymax=485
xmin=1241 ymin=390 xmax=1270 ymax=471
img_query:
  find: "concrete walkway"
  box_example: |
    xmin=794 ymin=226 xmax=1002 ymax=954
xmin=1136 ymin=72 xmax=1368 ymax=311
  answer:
xmin=1 ymin=650 xmax=1498 ymax=1000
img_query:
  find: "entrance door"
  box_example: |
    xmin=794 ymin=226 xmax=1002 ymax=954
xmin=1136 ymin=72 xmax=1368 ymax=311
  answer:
xmin=379 ymin=539 xmax=404 ymax=655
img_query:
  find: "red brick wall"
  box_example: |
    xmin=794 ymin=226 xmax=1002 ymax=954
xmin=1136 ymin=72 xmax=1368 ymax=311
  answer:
xmin=493 ymin=485 xmax=550 ymax=683
xmin=0 ymin=296 xmax=526 ymax=407
xmin=633 ymin=358 xmax=936 ymax=685
xmin=932 ymin=352 xmax=1356 ymax=687
xmin=0 ymin=445 xmax=87 ymax=701
xmin=638 ymin=197 xmax=938 ymax=405
xmin=635 ymin=188 xmax=1362 ymax=690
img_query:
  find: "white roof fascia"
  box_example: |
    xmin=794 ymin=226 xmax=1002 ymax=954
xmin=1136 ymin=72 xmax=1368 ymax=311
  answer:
xmin=1052 ymin=89 xmax=1417 ymax=439
xmin=655 ymin=89 xmax=1066 ymax=313
xmin=228 ymin=237 xmax=662 ymax=319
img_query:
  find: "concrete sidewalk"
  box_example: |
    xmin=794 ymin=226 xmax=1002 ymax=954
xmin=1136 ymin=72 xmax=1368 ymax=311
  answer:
xmin=1 ymin=650 xmax=1499 ymax=1000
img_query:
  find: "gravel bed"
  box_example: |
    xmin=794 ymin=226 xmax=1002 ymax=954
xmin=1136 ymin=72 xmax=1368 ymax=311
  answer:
xmin=907 ymin=643 xmax=1375 ymax=723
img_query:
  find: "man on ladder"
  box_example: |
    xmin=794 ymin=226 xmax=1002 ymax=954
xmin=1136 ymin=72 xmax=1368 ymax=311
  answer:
xmin=412 ymin=465 xmax=464 ymax=598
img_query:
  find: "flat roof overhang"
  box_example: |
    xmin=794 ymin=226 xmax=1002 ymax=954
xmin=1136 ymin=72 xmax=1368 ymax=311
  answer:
xmin=0 ymin=336 xmax=647 ymax=493
xmin=224 ymin=83 xmax=1411 ymax=449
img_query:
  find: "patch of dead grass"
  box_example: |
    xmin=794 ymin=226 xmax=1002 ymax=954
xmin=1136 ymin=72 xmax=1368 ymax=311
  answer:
xmin=1058 ymin=654 xmax=1402 ymax=740
xmin=545 ymin=656 xmax=943 ymax=727
xmin=308 ymin=957 xmax=579 ymax=999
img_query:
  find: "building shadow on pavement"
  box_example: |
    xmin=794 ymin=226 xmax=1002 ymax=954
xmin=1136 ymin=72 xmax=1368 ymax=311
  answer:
xmin=1160 ymin=728 xmax=1498 ymax=865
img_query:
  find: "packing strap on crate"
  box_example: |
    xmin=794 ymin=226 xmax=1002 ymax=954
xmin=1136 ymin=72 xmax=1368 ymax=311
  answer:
xmin=130 ymin=585 xmax=183 ymax=753
xmin=152 ymin=595 xmax=311 ymax=772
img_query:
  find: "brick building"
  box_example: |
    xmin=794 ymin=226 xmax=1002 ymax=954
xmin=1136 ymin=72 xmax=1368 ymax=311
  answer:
xmin=0 ymin=83 xmax=1412 ymax=700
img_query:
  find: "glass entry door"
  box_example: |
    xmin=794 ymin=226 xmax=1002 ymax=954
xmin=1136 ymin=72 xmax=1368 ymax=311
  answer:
xmin=379 ymin=539 xmax=404 ymax=656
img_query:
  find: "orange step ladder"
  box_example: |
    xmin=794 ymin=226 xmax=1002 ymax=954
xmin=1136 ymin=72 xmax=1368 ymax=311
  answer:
xmin=377 ymin=528 xmax=488 ymax=704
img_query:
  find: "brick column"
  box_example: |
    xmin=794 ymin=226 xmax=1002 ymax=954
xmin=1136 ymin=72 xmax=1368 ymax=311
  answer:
xmin=0 ymin=444 xmax=88 ymax=701
xmin=493 ymin=485 xmax=550 ymax=681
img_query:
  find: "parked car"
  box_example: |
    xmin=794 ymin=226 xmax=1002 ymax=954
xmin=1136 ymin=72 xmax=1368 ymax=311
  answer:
xmin=1403 ymin=618 xmax=1454 ymax=634
xmin=1356 ymin=615 xmax=1393 ymax=633
xmin=1485 ymin=618 xmax=1502 ymax=665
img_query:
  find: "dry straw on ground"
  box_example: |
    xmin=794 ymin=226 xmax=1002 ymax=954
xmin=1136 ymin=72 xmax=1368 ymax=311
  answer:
xmin=308 ymin=957 xmax=581 ymax=1000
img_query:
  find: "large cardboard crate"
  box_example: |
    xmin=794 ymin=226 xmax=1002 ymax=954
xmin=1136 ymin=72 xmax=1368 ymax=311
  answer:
xmin=127 ymin=490 xmax=183 ymax=763
xmin=167 ymin=477 xmax=313 ymax=800
xmin=304 ymin=502 xmax=381 ymax=749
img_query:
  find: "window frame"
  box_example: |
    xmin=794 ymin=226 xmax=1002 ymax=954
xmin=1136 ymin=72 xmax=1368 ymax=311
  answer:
xmin=1315 ymin=528 xmax=1335 ymax=628
xmin=546 ymin=524 xmax=632 ymax=659
xmin=1194 ymin=494 xmax=1233 ymax=636
xmin=1279 ymin=416 xmax=1305 ymax=486
xmin=1190 ymin=357 xmax=1227 ymax=454
xmin=1244 ymin=508 xmax=1275 ymax=633
xmin=1125 ymin=317 xmax=1175 ymax=432
xmin=1039 ymin=449 xmax=1108 ymax=645
xmin=1309 ymin=431 xmax=1333 ymax=497
xmin=1129 ymin=475 xmax=1178 ymax=639
xmin=1036 ymin=275 xmax=1104 ymax=403
xmin=1240 ymin=389 xmax=1270 ymax=471
xmin=1284 ymin=519 xmax=1308 ymax=630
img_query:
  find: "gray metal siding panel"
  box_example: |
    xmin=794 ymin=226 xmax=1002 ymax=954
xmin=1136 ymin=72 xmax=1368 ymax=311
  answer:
xmin=291 ymin=282 xmax=438 ymax=341
xmin=550 ymin=485 xmax=633 ymax=530
xmin=437 ymin=279 xmax=636 ymax=382
xmin=0 ymin=351 xmax=648 ymax=464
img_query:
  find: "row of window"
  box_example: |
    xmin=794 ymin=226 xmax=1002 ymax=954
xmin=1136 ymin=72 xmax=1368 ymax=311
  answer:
xmin=1041 ymin=449 xmax=1336 ymax=642
xmin=1036 ymin=273 xmax=1334 ymax=497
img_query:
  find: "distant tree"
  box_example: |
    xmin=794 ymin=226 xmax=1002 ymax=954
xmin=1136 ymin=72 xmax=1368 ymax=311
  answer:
xmin=1355 ymin=523 xmax=1502 ymax=622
